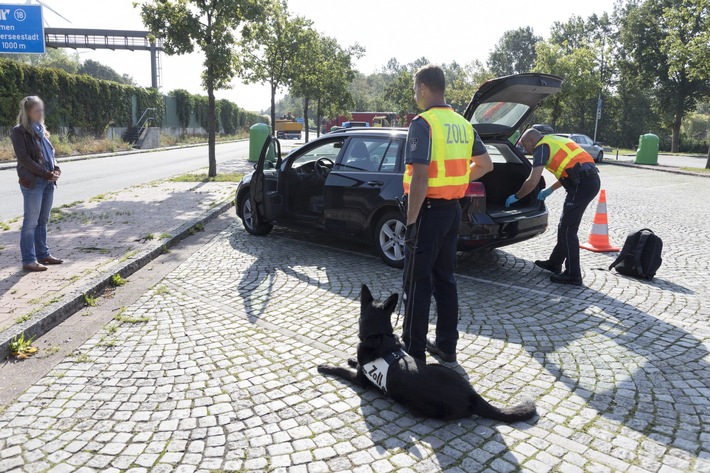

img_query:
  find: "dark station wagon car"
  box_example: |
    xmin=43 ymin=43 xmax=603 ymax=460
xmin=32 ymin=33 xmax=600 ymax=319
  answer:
xmin=236 ymin=73 xmax=564 ymax=267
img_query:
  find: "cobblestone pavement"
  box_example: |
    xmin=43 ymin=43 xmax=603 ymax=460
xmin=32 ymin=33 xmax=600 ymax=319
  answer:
xmin=0 ymin=158 xmax=254 ymax=335
xmin=0 ymin=164 xmax=708 ymax=473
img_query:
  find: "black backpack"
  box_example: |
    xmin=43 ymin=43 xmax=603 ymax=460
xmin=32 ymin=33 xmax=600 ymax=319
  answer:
xmin=609 ymin=229 xmax=663 ymax=280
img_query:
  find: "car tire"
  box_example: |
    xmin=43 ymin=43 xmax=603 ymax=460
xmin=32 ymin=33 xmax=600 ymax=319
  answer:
xmin=596 ymin=151 xmax=604 ymax=163
xmin=240 ymin=192 xmax=273 ymax=236
xmin=374 ymin=211 xmax=406 ymax=268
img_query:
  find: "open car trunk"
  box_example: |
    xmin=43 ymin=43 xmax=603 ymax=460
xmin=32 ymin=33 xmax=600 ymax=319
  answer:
xmin=476 ymin=160 xmax=544 ymax=218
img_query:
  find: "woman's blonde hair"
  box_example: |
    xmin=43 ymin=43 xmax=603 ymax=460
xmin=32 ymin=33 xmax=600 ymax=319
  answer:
xmin=17 ymin=96 xmax=49 ymax=137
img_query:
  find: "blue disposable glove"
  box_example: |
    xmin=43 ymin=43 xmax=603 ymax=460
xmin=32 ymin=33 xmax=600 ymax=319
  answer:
xmin=505 ymin=194 xmax=519 ymax=208
xmin=538 ymin=187 xmax=554 ymax=201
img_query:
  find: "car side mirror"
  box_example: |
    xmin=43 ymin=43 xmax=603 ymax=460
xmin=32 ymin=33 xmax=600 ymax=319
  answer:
xmin=264 ymin=161 xmax=275 ymax=170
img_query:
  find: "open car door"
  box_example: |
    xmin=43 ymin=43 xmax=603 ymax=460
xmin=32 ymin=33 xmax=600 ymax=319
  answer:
xmin=249 ymin=136 xmax=283 ymax=228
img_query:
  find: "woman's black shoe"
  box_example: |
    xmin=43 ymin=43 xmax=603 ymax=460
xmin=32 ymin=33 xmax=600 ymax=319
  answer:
xmin=550 ymin=273 xmax=583 ymax=285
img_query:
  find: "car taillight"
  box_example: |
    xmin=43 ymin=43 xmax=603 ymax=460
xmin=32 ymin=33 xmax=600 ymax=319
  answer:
xmin=465 ymin=182 xmax=486 ymax=198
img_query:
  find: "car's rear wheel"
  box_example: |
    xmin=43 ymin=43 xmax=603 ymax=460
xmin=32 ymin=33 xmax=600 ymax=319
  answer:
xmin=240 ymin=193 xmax=273 ymax=236
xmin=596 ymin=151 xmax=604 ymax=163
xmin=374 ymin=211 xmax=406 ymax=268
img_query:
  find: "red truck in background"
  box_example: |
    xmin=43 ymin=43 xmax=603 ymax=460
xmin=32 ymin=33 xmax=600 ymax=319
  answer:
xmin=321 ymin=112 xmax=417 ymax=133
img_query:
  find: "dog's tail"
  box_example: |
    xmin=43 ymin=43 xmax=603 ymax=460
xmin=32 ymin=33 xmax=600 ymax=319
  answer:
xmin=470 ymin=394 xmax=537 ymax=423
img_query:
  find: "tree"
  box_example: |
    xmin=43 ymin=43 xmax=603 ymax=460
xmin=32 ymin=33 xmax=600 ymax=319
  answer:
xmin=171 ymin=89 xmax=194 ymax=137
xmin=384 ymin=69 xmax=417 ymax=119
xmin=137 ymin=0 xmax=263 ymax=177
xmin=534 ymin=41 xmax=601 ymax=132
xmin=660 ymin=0 xmax=710 ymax=166
xmin=240 ymin=0 xmax=312 ymax=136
xmin=0 ymin=48 xmax=80 ymax=73
xmin=79 ymin=59 xmax=136 ymax=85
xmin=619 ymin=0 xmax=710 ymax=152
xmin=291 ymin=33 xmax=362 ymax=140
xmin=487 ymin=27 xmax=541 ymax=76
xmin=445 ymin=61 xmax=494 ymax=113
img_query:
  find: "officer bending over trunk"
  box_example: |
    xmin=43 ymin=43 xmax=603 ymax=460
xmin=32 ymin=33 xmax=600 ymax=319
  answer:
xmin=402 ymin=65 xmax=493 ymax=362
xmin=507 ymin=129 xmax=600 ymax=285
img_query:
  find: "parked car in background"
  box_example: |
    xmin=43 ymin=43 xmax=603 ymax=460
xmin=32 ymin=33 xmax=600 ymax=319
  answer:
xmin=555 ymin=133 xmax=604 ymax=162
xmin=237 ymin=73 xmax=564 ymax=267
xmin=532 ymin=123 xmax=555 ymax=135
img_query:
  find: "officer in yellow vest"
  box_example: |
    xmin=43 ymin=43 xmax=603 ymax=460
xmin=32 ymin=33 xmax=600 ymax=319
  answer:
xmin=403 ymin=65 xmax=493 ymax=362
xmin=507 ymin=129 xmax=600 ymax=285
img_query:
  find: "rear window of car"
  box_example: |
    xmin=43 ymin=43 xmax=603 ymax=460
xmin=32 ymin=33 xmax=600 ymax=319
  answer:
xmin=470 ymin=102 xmax=530 ymax=127
xmin=485 ymin=143 xmax=524 ymax=164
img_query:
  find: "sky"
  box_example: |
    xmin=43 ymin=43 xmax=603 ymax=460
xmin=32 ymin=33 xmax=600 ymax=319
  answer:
xmin=31 ymin=0 xmax=616 ymax=112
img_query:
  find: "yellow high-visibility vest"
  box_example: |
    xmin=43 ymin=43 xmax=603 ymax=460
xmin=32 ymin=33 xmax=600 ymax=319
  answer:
xmin=403 ymin=107 xmax=473 ymax=200
xmin=538 ymin=135 xmax=595 ymax=179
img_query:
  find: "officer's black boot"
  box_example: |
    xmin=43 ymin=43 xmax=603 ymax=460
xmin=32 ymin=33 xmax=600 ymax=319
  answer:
xmin=535 ymin=259 xmax=562 ymax=274
xmin=550 ymin=272 xmax=583 ymax=285
xmin=426 ymin=339 xmax=457 ymax=363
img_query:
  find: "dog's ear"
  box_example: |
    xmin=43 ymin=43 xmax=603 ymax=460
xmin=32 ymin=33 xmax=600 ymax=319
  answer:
xmin=361 ymin=284 xmax=373 ymax=306
xmin=383 ymin=293 xmax=398 ymax=315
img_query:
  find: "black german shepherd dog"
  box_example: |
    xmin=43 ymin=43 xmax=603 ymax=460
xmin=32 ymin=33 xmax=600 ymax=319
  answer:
xmin=318 ymin=285 xmax=536 ymax=423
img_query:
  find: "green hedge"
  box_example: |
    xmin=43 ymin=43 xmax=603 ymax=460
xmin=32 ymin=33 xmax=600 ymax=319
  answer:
xmin=0 ymin=58 xmax=163 ymax=135
xmin=1 ymin=58 xmax=268 ymax=136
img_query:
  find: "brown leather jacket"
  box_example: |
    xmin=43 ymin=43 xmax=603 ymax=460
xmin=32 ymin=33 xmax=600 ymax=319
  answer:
xmin=10 ymin=125 xmax=59 ymax=188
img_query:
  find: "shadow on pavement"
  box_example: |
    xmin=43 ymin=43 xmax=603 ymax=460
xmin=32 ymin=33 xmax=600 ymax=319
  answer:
xmin=458 ymin=250 xmax=707 ymax=455
xmin=0 ymin=182 xmax=229 ymax=331
xmin=229 ymin=226 xmax=706 ymax=455
xmin=325 ymin=373 xmax=528 ymax=471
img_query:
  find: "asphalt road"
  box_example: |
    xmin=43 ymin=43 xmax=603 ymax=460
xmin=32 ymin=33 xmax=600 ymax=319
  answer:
xmin=0 ymin=141 xmax=250 ymax=221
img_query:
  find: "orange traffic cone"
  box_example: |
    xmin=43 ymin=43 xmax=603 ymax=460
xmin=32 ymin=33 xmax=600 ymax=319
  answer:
xmin=580 ymin=190 xmax=620 ymax=253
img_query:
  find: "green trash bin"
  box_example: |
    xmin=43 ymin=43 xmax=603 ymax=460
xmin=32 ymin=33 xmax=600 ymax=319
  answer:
xmin=249 ymin=123 xmax=275 ymax=163
xmin=635 ymin=133 xmax=659 ymax=165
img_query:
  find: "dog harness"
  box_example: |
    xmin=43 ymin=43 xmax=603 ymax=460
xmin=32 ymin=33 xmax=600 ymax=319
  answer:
xmin=362 ymin=349 xmax=407 ymax=395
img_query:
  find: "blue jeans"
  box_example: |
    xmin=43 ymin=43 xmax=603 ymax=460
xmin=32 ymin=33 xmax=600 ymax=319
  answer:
xmin=20 ymin=179 xmax=54 ymax=265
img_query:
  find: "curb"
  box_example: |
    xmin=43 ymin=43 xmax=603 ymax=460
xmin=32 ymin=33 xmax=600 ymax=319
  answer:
xmin=0 ymin=139 xmax=248 ymax=171
xmin=602 ymin=160 xmax=710 ymax=179
xmin=0 ymin=198 xmax=235 ymax=359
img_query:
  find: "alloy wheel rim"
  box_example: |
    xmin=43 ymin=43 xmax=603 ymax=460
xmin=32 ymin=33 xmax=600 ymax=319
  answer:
xmin=243 ymin=199 xmax=254 ymax=229
xmin=379 ymin=219 xmax=406 ymax=262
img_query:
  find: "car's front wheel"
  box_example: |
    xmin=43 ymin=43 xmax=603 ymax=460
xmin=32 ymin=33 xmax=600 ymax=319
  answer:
xmin=240 ymin=193 xmax=273 ymax=236
xmin=596 ymin=151 xmax=604 ymax=163
xmin=374 ymin=211 xmax=406 ymax=268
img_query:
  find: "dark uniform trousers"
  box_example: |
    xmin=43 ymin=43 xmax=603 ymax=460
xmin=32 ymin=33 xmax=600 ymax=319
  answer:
xmin=549 ymin=172 xmax=601 ymax=278
xmin=402 ymin=199 xmax=462 ymax=360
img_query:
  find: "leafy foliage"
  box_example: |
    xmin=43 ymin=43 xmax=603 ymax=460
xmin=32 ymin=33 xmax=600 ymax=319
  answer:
xmin=137 ymin=0 xmax=264 ymax=176
xmin=240 ymin=0 xmax=313 ymax=134
xmin=487 ymin=27 xmax=541 ymax=76
xmin=0 ymin=58 xmax=163 ymax=134
xmin=78 ymin=59 xmax=136 ymax=85
xmin=618 ymin=0 xmax=710 ymax=152
xmin=171 ymin=89 xmax=195 ymax=132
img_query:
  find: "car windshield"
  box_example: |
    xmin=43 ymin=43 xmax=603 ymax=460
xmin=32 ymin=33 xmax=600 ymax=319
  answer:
xmin=470 ymin=102 xmax=530 ymax=127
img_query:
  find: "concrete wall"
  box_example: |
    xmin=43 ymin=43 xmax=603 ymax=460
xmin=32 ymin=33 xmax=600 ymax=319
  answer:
xmin=138 ymin=127 xmax=161 ymax=149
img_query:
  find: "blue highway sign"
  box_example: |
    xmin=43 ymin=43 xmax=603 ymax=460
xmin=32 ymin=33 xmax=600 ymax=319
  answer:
xmin=0 ymin=4 xmax=45 ymax=54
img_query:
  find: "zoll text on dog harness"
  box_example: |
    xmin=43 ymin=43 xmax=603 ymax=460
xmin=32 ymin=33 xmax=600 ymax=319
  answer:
xmin=362 ymin=350 xmax=407 ymax=395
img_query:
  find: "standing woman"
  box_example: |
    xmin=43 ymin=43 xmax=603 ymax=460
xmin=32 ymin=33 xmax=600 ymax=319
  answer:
xmin=10 ymin=96 xmax=64 ymax=271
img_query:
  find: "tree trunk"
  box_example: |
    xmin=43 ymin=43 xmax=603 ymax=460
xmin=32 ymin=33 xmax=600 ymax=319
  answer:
xmin=270 ymin=83 xmax=277 ymax=137
xmin=706 ymin=143 xmax=710 ymax=169
xmin=671 ymin=114 xmax=682 ymax=153
xmin=303 ymin=97 xmax=310 ymax=143
xmin=316 ymin=98 xmax=321 ymax=138
xmin=207 ymin=81 xmax=217 ymax=178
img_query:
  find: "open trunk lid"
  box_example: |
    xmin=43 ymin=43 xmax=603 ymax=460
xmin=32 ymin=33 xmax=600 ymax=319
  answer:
xmin=463 ymin=73 xmax=563 ymax=140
